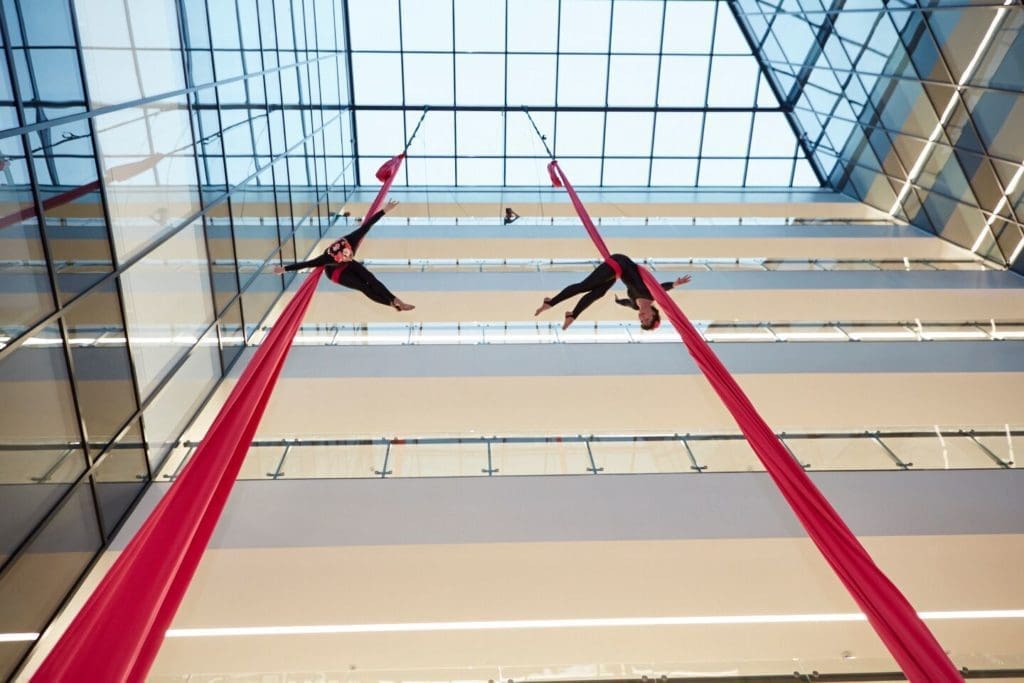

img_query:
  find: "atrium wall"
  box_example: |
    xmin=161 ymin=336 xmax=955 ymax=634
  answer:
xmin=0 ymin=0 xmax=353 ymax=676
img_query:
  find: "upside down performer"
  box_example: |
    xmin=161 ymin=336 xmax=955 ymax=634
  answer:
xmin=535 ymin=253 xmax=691 ymax=330
xmin=274 ymin=198 xmax=415 ymax=311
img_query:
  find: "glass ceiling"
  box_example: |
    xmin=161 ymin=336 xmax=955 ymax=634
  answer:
xmin=345 ymin=0 xmax=821 ymax=188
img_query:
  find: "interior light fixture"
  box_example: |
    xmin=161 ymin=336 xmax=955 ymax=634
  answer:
xmin=159 ymin=609 xmax=1024 ymax=638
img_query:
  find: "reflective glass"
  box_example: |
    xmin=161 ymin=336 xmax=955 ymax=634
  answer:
xmin=0 ymin=324 xmax=86 ymax=567
xmin=75 ymin=0 xmax=184 ymax=107
xmin=92 ymin=418 xmax=148 ymax=538
xmin=93 ymin=101 xmax=201 ymax=262
xmin=0 ymin=483 xmax=101 ymax=679
xmin=0 ymin=136 xmax=54 ymax=334
xmin=63 ymin=280 xmax=138 ymax=448
xmin=119 ymin=221 xmax=214 ymax=400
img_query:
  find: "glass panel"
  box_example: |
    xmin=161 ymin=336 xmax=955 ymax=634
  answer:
xmin=455 ymin=54 xmax=504 ymax=106
xmin=63 ymin=280 xmax=138 ymax=448
xmin=0 ymin=135 xmax=53 ymax=335
xmin=454 ymin=0 xmax=504 ymax=53
xmin=282 ymin=443 xmax=388 ymax=479
xmin=75 ymin=0 xmax=184 ymax=106
xmin=28 ymin=116 xmax=113 ymax=305
xmin=884 ymin=435 xmax=999 ymax=469
xmin=559 ymin=0 xmax=612 ymax=53
xmin=92 ymin=419 xmax=148 ymax=538
xmin=507 ymin=0 xmax=558 ymax=52
xmin=120 ymin=221 xmax=214 ymax=399
xmin=388 ymin=442 xmax=488 ymax=477
xmin=489 ymin=440 xmax=592 ymax=476
xmin=785 ymin=437 xmax=896 ymax=470
xmin=607 ymin=56 xmax=658 ymax=107
xmin=94 ymin=100 xmax=201 ymax=262
xmin=589 ymin=439 xmax=691 ymax=474
xmin=557 ymin=55 xmax=608 ymax=107
xmin=0 ymin=324 xmax=87 ymax=566
xmin=347 ymin=0 xmax=400 ymax=51
xmin=141 ymin=329 xmax=219 ymax=470
xmin=401 ymin=0 xmax=452 ymax=51
xmin=404 ymin=54 xmax=453 ymax=106
xmin=687 ymin=438 xmax=763 ymax=472
xmin=507 ymin=55 xmax=556 ymax=107
xmin=0 ymin=483 xmax=101 ymax=680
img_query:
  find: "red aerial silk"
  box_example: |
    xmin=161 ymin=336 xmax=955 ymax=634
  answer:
xmin=33 ymin=156 xmax=404 ymax=682
xmin=546 ymin=160 xmax=962 ymax=683
xmin=329 ymin=153 xmax=405 ymax=283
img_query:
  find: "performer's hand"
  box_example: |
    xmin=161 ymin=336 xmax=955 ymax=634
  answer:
xmin=272 ymin=265 xmax=285 ymax=274
xmin=384 ymin=199 xmax=399 ymax=213
xmin=674 ymin=274 xmax=692 ymax=287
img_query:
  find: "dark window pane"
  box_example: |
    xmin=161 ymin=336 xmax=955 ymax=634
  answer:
xmin=63 ymin=279 xmax=138 ymax=447
xmin=92 ymin=419 xmax=148 ymax=539
xmin=0 ymin=136 xmax=54 ymax=334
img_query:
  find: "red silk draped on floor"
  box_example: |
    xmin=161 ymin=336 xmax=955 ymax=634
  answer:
xmin=546 ymin=160 xmax=961 ymax=683
xmin=33 ymin=155 xmax=406 ymax=682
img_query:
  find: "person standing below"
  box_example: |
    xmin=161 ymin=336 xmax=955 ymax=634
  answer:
xmin=503 ymin=207 xmax=520 ymax=225
xmin=274 ymin=199 xmax=415 ymax=311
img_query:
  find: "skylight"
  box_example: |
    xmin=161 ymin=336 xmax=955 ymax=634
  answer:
xmin=345 ymin=0 xmax=820 ymax=188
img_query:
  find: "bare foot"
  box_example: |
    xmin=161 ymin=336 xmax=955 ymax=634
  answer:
xmin=534 ymin=298 xmax=552 ymax=316
xmin=392 ymin=299 xmax=415 ymax=311
xmin=272 ymin=265 xmax=285 ymax=274
xmin=562 ymin=312 xmax=575 ymax=330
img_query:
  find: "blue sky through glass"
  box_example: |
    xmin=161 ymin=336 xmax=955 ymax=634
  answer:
xmin=346 ymin=0 xmax=818 ymax=187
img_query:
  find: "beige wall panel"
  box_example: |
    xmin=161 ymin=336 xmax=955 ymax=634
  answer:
xmin=138 ymin=535 xmax=1023 ymax=676
xmin=303 ymin=288 xmax=1024 ymax=324
xmin=258 ymin=373 xmax=1024 ymax=437
xmin=351 ymin=236 xmax=968 ymax=260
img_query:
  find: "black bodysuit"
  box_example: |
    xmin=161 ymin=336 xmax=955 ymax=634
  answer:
xmin=546 ymin=253 xmax=677 ymax=321
xmin=283 ymin=210 xmax=398 ymax=307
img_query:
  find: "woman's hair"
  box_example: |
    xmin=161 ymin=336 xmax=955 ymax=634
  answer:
xmin=640 ymin=306 xmax=661 ymax=331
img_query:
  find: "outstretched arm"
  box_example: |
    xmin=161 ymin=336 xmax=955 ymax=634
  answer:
xmin=340 ymin=199 xmax=400 ymax=253
xmin=273 ymin=253 xmax=333 ymax=274
xmin=661 ymin=274 xmax=693 ymax=291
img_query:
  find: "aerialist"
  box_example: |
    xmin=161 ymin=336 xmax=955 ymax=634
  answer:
xmin=534 ymin=253 xmax=691 ymax=330
xmin=273 ymin=199 xmax=415 ymax=311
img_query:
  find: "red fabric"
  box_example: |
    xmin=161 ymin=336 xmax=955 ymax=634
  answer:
xmin=33 ymin=268 xmax=323 ymax=682
xmin=547 ymin=161 xmax=620 ymax=278
xmin=328 ymin=153 xmax=405 ymax=284
xmin=550 ymin=160 xmax=961 ymax=682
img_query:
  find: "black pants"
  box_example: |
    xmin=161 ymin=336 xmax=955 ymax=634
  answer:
xmin=329 ymin=261 xmax=397 ymax=307
xmin=546 ymin=262 xmax=617 ymax=320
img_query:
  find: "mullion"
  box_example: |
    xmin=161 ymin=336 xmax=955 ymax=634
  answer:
xmin=176 ymin=0 xmax=227 ymax=373
xmin=450 ymin=0 xmax=457 ymax=184
xmin=502 ymin=0 xmax=509 ymax=185
xmin=69 ymin=0 xmax=151 ymax=483
xmin=598 ymin=0 xmax=615 ymax=186
xmin=340 ymin=0 xmax=361 ymax=185
xmin=552 ymin=0 xmax=563 ymax=162
xmin=696 ymin=1 xmax=721 ymax=185
xmin=727 ymin=0 xmax=826 ymax=185
xmin=0 ymin=0 xmax=106 ymax=587
xmin=255 ymin=0 xmax=294 ymax=270
xmin=396 ymin=0 xmax=409 ymax=185
xmin=234 ymin=0 xmax=262 ymax=179
xmin=646 ymin=0 xmax=668 ymax=188
xmin=742 ymin=77 xmax=760 ymax=186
